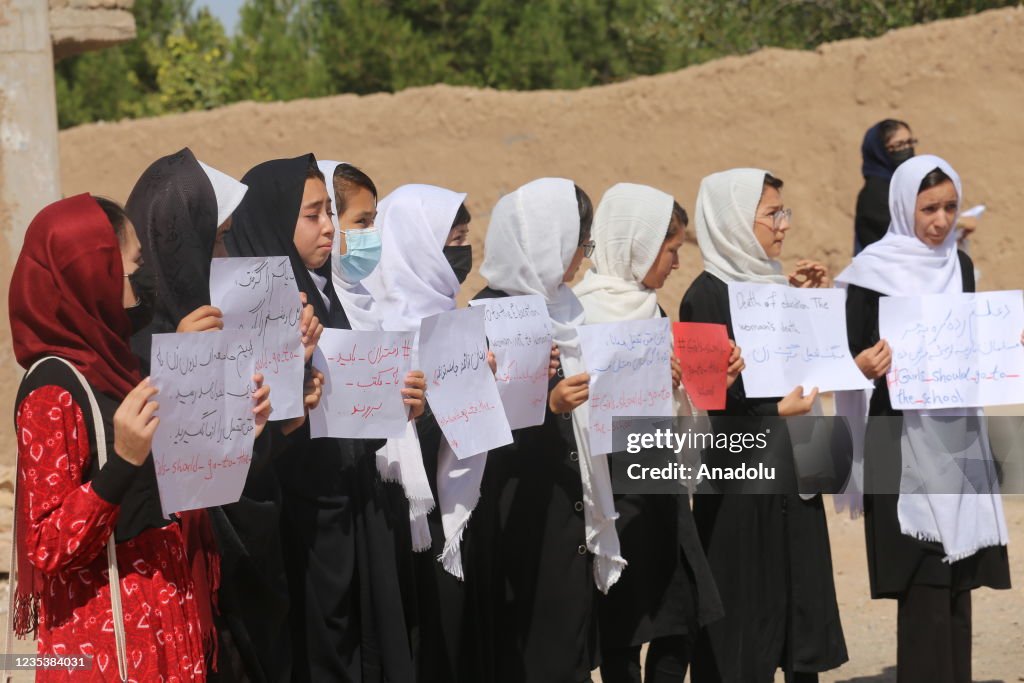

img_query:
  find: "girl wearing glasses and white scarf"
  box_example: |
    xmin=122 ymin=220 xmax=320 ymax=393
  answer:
xmin=678 ymin=169 xmax=847 ymax=683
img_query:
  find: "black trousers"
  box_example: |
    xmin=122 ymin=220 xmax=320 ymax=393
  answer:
xmin=897 ymin=584 xmax=972 ymax=683
xmin=599 ymin=635 xmax=692 ymax=683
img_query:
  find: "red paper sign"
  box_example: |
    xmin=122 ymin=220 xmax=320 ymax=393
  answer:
xmin=672 ymin=322 xmax=731 ymax=410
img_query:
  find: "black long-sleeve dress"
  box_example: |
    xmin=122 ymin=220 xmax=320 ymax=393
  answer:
xmin=410 ymin=410 xmax=476 ymax=683
xmin=854 ymin=175 xmax=891 ymax=252
xmin=223 ymin=154 xmax=417 ymax=683
xmin=466 ymin=286 xmax=598 ymax=683
xmin=844 ymin=251 xmax=1010 ymax=599
xmin=679 ymin=272 xmax=848 ymax=683
xmin=597 ymin=308 xmax=723 ymax=655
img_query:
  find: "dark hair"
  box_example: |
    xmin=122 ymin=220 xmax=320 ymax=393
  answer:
xmin=878 ymin=118 xmax=911 ymax=145
xmin=666 ymin=201 xmax=689 ymax=238
xmin=451 ymin=203 xmax=471 ymax=229
xmin=575 ymin=184 xmax=594 ymax=245
xmin=92 ymin=195 xmax=129 ymax=240
xmin=763 ymin=174 xmax=784 ymax=191
xmin=306 ymin=158 xmax=325 ymax=183
xmin=918 ymin=167 xmax=953 ymax=194
xmin=332 ymin=163 xmax=378 ymax=215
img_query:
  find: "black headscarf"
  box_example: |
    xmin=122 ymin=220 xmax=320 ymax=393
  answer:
xmin=126 ymin=147 xmax=219 ymax=369
xmin=860 ymin=121 xmax=900 ymax=181
xmin=123 ymin=148 xmax=226 ymax=659
xmin=225 ymin=153 xmax=350 ymax=330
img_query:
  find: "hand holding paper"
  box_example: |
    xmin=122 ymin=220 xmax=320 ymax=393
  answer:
xmin=419 ymin=306 xmax=513 ymax=458
xmin=728 ymin=283 xmax=870 ymax=398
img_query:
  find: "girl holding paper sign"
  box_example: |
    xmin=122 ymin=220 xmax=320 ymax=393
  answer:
xmin=126 ymin=149 xmax=325 ymax=681
xmin=361 ymin=182 xmax=484 ymax=683
xmin=8 ymin=195 xmax=268 ymax=681
xmin=679 ymin=169 xmax=848 ymax=683
xmin=469 ymin=178 xmax=611 ymax=683
xmin=227 ymin=156 xmax=426 ymax=682
xmin=318 ymin=160 xmax=440 ymax=565
xmin=838 ymin=155 xmax=1011 ymax=683
xmin=575 ymin=183 xmax=739 ymax=683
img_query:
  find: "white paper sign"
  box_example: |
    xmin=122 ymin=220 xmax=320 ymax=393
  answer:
xmin=210 ymin=257 xmax=305 ymax=420
xmin=728 ymin=283 xmax=871 ymax=398
xmin=577 ymin=317 xmax=674 ymax=455
xmin=880 ymin=291 xmax=1024 ymax=409
xmin=419 ymin=306 xmax=514 ymax=459
xmin=469 ymin=295 xmax=552 ymax=429
xmin=309 ymin=328 xmax=415 ymax=438
xmin=150 ymin=330 xmax=257 ymax=516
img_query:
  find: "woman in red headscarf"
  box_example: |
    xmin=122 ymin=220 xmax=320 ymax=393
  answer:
xmin=8 ymin=195 xmax=270 ymax=681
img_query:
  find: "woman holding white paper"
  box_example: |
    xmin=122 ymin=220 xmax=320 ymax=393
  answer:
xmin=575 ymin=183 xmax=737 ymax=683
xmin=838 ymin=154 xmax=1010 ymax=683
xmin=225 ymin=156 xmax=425 ymax=683
xmin=126 ymin=148 xmax=327 ymax=681
xmin=360 ymin=182 xmax=482 ymax=682
xmin=467 ymin=178 xmax=611 ymax=683
xmin=317 ymin=161 xmax=438 ymax=564
xmin=9 ymin=194 xmax=270 ymax=681
xmin=678 ymin=169 xmax=847 ymax=683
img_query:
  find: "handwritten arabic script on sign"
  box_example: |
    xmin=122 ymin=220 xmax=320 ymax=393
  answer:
xmin=880 ymin=290 xmax=1024 ymax=409
xmin=728 ymin=283 xmax=871 ymax=398
xmin=673 ymin=322 xmax=730 ymax=410
xmin=210 ymin=257 xmax=305 ymax=420
xmin=419 ymin=306 xmax=513 ymax=459
xmin=150 ymin=330 xmax=257 ymax=516
xmin=578 ymin=317 xmax=674 ymax=455
xmin=469 ymin=295 xmax=552 ymax=429
xmin=309 ymin=328 xmax=415 ymax=438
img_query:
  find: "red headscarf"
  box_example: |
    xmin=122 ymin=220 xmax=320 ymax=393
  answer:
xmin=9 ymin=194 xmax=141 ymax=397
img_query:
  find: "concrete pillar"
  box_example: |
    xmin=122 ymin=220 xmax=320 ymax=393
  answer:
xmin=0 ymin=0 xmax=61 ymax=471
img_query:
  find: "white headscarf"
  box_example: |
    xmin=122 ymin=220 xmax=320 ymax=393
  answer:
xmin=362 ymin=184 xmax=464 ymax=332
xmin=695 ymin=168 xmax=787 ymax=285
xmin=197 ymin=160 xmax=247 ymax=228
xmin=359 ymin=183 xmax=467 ymax=554
xmin=481 ymin=177 xmax=627 ymax=593
xmin=317 ymin=159 xmax=382 ymax=332
xmin=836 ymin=155 xmax=963 ymax=296
xmin=573 ymin=182 xmax=674 ymax=323
xmin=836 ymin=155 xmax=1008 ymax=560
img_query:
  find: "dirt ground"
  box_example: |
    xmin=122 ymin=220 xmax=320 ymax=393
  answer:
xmin=590 ymin=498 xmax=1024 ymax=683
xmin=1 ymin=4 xmax=1022 ymax=679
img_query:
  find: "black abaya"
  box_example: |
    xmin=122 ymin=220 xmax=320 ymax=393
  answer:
xmin=679 ymin=272 xmax=848 ymax=683
xmin=226 ymin=155 xmax=416 ymax=683
xmin=466 ymin=286 xmax=598 ymax=683
xmin=125 ymin=148 xmax=291 ymax=681
xmin=854 ymin=175 xmax=891 ymax=252
xmin=844 ymin=251 xmax=1010 ymax=599
xmin=597 ymin=309 xmax=723 ymax=682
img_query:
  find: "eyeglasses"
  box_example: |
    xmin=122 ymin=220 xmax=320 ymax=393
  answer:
xmin=582 ymin=240 xmax=596 ymax=258
xmin=757 ymin=208 xmax=792 ymax=231
xmin=886 ymin=138 xmax=918 ymax=152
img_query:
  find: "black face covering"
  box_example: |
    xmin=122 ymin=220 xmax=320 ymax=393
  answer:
xmin=889 ymin=147 xmax=915 ymax=166
xmin=443 ymin=244 xmax=472 ymax=284
xmin=124 ymin=265 xmax=156 ymax=333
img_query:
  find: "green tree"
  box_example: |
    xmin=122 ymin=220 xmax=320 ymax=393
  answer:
xmin=146 ymin=9 xmax=234 ymax=112
xmin=55 ymin=0 xmax=1021 ymax=128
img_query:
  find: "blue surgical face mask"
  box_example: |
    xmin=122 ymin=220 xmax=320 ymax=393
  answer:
xmin=335 ymin=227 xmax=382 ymax=283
